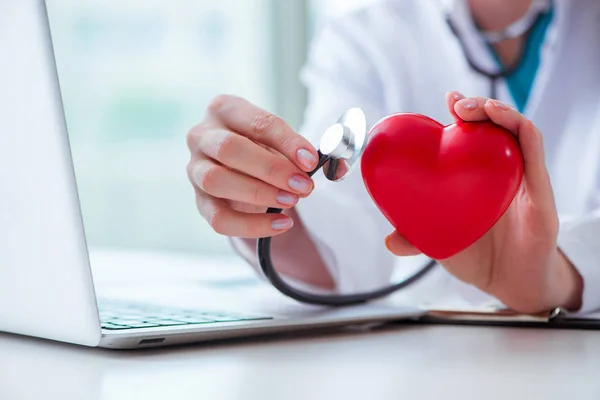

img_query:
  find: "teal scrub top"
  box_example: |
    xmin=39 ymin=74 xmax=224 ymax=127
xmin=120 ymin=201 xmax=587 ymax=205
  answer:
xmin=488 ymin=8 xmax=554 ymax=112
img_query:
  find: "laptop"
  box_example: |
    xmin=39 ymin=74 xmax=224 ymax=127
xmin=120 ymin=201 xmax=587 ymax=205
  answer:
xmin=0 ymin=0 xmax=423 ymax=349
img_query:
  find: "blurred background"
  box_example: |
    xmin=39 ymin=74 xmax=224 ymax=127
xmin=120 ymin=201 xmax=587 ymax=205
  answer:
xmin=45 ymin=0 xmax=377 ymax=258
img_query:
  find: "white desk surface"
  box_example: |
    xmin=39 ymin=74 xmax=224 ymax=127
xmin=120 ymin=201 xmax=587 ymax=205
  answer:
xmin=2 ymin=249 xmax=600 ymax=400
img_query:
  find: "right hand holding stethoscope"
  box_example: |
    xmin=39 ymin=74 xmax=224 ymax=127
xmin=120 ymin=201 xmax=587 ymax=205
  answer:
xmin=186 ymin=95 xmax=320 ymax=238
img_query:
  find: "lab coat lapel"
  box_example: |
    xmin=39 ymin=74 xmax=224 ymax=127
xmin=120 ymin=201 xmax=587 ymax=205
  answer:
xmin=439 ymin=0 xmax=600 ymax=215
xmin=529 ymin=1 xmax=600 ymax=215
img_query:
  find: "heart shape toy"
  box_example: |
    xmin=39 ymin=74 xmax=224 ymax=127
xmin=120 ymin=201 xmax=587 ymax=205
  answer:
xmin=360 ymin=113 xmax=524 ymax=260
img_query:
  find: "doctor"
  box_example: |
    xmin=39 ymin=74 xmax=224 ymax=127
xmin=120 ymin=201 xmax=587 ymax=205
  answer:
xmin=186 ymin=0 xmax=600 ymax=314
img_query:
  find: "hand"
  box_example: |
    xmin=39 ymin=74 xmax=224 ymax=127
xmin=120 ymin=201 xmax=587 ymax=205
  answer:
xmin=186 ymin=95 xmax=320 ymax=238
xmin=385 ymin=92 xmax=583 ymax=314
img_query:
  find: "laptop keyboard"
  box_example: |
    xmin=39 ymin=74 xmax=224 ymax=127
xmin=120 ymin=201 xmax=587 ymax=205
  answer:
xmin=98 ymin=299 xmax=273 ymax=330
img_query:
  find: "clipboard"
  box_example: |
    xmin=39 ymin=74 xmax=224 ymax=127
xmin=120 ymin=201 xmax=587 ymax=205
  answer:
xmin=415 ymin=303 xmax=600 ymax=330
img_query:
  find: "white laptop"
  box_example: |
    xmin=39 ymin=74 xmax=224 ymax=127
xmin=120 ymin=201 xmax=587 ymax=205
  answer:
xmin=0 ymin=0 xmax=422 ymax=349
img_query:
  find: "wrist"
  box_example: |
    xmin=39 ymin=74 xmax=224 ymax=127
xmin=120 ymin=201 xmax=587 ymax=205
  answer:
xmin=490 ymin=248 xmax=584 ymax=315
xmin=549 ymin=248 xmax=583 ymax=312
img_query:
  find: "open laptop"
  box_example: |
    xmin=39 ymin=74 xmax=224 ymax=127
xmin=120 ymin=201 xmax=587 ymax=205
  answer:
xmin=0 ymin=0 xmax=423 ymax=349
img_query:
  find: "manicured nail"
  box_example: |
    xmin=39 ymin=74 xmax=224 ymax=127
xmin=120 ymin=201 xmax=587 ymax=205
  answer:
xmin=489 ymin=100 xmax=510 ymax=110
xmin=452 ymin=92 xmax=465 ymax=101
xmin=272 ymin=217 xmax=294 ymax=231
xmin=459 ymin=99 xmax=478 ymax=110
xmin=297 ymin=149 xmax=318 ymax=170
xmin=276 ymin=191 xmax=299 ymax=206
xmin=288 ymin=175 xmax=313 ymax=194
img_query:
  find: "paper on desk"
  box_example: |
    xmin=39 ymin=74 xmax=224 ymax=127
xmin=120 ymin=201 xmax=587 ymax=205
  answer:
xmin=419 ymin=294 xmax=600 ymax=323
xmin=418 ymin=297 xmax=555 ymax=323
xmin=559 ymin=311 xmax=600 ymax=320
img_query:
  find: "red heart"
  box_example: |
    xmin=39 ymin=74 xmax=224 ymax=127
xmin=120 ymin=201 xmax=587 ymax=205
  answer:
xmin=360 ymin=113 xmax=524 ymax=260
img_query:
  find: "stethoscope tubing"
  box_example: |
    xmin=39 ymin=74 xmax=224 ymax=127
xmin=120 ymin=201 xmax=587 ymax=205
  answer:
xmin=256 ymin=151 xmax=438 ymax=307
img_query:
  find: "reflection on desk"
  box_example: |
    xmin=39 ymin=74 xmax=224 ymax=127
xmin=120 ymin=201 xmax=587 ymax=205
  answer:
xmin=1 ymin=324 xmax=600 ymax=400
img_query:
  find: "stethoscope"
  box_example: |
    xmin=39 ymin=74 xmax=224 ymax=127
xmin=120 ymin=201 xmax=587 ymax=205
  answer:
xmin=257 ymin=108 xmax=439 ymax=306
xmin=445 ymin=0 xmax=552 ymax=100
xmin=257 ymin=0 xmax=551 ymax=307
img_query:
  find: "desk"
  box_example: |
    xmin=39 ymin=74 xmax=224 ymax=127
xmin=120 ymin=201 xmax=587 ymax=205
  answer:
xmin=2 ymin=249 xmax=599 ymax=399
xmin=1 ymin=324 xmax=600 ymax=400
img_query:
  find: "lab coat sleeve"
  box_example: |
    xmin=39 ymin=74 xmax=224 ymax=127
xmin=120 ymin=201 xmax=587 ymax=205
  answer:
xmin=557 ymin=211 xmax=600 ymax=314
xmin=229 ymin=236 xmax=338 ymax=295
xmin=290 ymin=17 xmax=406 ymax=294
xmin=227 ymin=16 xmax=405 ymax=294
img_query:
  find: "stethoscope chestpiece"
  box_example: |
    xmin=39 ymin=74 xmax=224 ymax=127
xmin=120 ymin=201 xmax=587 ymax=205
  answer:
xmin=318 ymin=107 xmax=368 ymax=182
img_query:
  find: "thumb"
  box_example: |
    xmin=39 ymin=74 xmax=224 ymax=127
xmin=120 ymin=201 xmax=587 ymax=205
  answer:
xmin=445 ymin=91 xmax=466 ymax=122
xmin=385 ymin=231 xmax=421 ymax=256
xmin=483 ymin=100 xmax=555 ymax=210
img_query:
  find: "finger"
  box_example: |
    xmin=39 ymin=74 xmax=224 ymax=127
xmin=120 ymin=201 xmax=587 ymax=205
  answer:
xmin=322 ymin=159 xmax=349 ymax=180
xmin=189 ymin=158 xmax=300 ymax=209
xmin=445 ymin=91 xmax=466 ymax=122
xmin=193 ymin=128 xmax=314 ymax=196
xmin=384 ymin=232 xmax=421 ymax=256
xmin=206 ymin=95 xmax=319 ymax=172
xmin=454 ymin=97 xmax=491 ymax=122
xmin=484 ymin=100 xmax=554 ymax=206
xmin=195 ymin=190 xmax=295 ymax=238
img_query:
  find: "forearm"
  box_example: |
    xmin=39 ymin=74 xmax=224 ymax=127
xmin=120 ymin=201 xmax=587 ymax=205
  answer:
xmin=484 ymin=247 xmax=583 ymax=315
xmin=232 ymin=208 xmax=334 ymax=290
xmin=556 ymin=214 xmax=600 ymax=315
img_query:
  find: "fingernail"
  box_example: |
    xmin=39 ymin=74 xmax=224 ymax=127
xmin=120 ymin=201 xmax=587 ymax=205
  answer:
xmin=276 ymin=191 xmax=299 ymax=206
xmin=272 ymin=217 xmax=294 ymax=231
xmin=297 ymin=149 xmax=318 ymax=170
xmin=458 ymin=99 xmax=478 ymax=110
xmin=384 ymin=236 xmax=392 ymax=251
xmin=489 ymin=100 xmax=510 ymax=110
xmin=288 ymin=175 xmax=313 ymax=194
xmin=452 ymin=92 xmax=465 ymax=101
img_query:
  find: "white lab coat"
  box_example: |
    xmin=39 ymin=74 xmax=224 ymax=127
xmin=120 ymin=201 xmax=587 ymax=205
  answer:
xmin=283 ymin=0 xmax=600 ymax=314
xmin=232 ymin=0 xmax=600 ymax=313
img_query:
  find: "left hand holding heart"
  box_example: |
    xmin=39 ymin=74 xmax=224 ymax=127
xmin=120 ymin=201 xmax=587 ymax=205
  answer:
xmin=385 ymin=92 xmax=584 ymax=314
